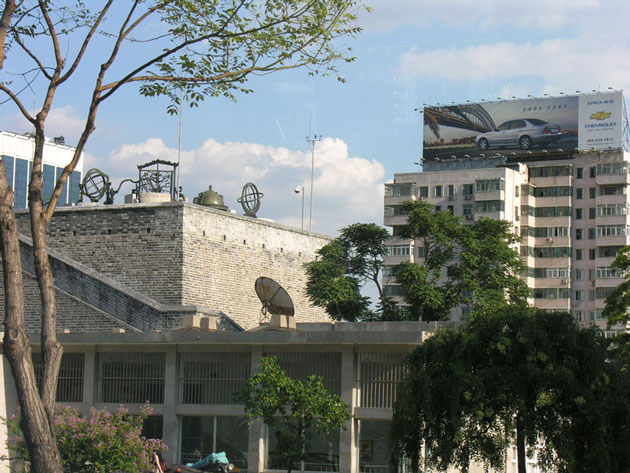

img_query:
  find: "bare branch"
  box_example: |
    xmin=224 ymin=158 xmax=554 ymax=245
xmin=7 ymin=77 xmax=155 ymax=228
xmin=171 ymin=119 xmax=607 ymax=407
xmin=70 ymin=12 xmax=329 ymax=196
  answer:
xmin=58 ymin=0 xmax=114 ymax=84
xmin=37 ymin=0 xmax=63 ymax=68
xmin=13 ymin=30 xmax=52 ymax=80
xmin=0 ymin=82 xmax=35 ymax=123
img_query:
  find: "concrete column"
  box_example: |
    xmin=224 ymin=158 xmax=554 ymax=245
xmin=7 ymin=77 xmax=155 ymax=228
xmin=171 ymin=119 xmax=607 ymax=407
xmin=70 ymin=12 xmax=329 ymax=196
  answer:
xmin=163 ymin=345 xmax=178 ymax=465
xmin=247 ymin=346 xmax=264 ymax=473
xmin=81 ymin=346 xmax=96 ymax=417
xmin=339 ymin=346 xmax=356 ymax=473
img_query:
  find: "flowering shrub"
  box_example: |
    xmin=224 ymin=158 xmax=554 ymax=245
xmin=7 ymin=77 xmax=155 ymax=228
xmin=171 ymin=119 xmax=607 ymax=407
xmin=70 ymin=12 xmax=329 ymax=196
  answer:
xmin=6 ymin=402 xmax=166 ymax=473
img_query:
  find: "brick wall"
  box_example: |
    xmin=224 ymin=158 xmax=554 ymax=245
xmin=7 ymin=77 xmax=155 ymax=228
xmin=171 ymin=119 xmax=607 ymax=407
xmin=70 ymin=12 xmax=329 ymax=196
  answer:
xmin=16 ymin=202 xmax=331 ymax=329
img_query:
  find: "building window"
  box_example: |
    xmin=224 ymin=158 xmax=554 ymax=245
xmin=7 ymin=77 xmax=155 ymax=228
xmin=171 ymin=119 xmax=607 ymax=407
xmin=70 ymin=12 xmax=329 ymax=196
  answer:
xmin=597 ymin=225 xmax=629 ymax=237
xmin=435 ymin=185 xmax=443 ymax=197
xmin=515 ymin=185 xmax=519 ymax=197
xmin=576 ymin=188 xmax=583 ymax=199
xmin=98 ymin=352 xmax=165 ymax=404
xmin=418 ymin=186 xmax=428 ymax=198
xmin=384 ymin=183 xmax=413 ymax=197
xmin=462 ymin=205 xmax=473 ymax=220
xmin=575 ymin=208 xmax=583 ymax=219
xmin=575 ymin=229 xmax=582 ymax=240
xmin=589 ymin=290 xmax=595 ymax=301
xmin=447 ymin=184 xmax=455 ymax=196
xmin=590 ymin=166 xmax=596 ymax=178
xmin=599 ymin=246 xmax=623 ymax=258
xmin=589 ymin=187 xmax=596 ymax=199
xmin=358 ymin=353 xmax=405 ymax=409
xmin=180 ymin=352 xmax=251 ymax=404
xmin=462 ymin=184 xmax=474 ymax=199
xmin=588 ymin=228 xmax=596 ymax=240
xmin=573 ymin=310 xmax=583 ymax=322
xmin=475 ymin=200 xmax=504 ymax=213
xmin=33 ymin=352 xmax=84 ymax=403
xmin=14 ymin=158 xmax=28 ymax=209
xmin=385 ymin=245 xmax=410 ymax=257
xmin=576 ymin=249 xmax=583 ymax=260
xmin=447 ymin=205 xmax=454 ymax=214
xmin=576 ymin=168 xmax=584 ymax=179
xmin=268 ymin=423 xmax=339 ymax=472
xmin=589 ymin=207 xmax=596 ymax=219
xmin=575 ymin=290 xmax=582 ymax=301
xmin=475 ymin=179 xmax=504 ymax=192
xmin=359 ymin=421 xmax=393 ymax=473
xmin=589 ymin=269 xmax=596 ymax=280
xmin=266 ymin=352 xmax=341 ymax=395
xmin=598 ymin=204 xmax=627 ymax=216
xmin=181 ymin=416 xmax=249 ymax=469
xmin=417 ymin=246 xmax=426 ymax=258
xmin=589 ymin=248 xmax=596 ymax=260
xmin=575 ymin=269 xmax=582 ymax=280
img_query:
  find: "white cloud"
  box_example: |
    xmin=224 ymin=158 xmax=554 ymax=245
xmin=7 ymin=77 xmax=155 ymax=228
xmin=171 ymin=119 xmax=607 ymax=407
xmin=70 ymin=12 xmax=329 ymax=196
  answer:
xmin=0 ymin=105 xmax=89 ymax=142
xmin=399 ymin=34 xmax=630 ymax=95
xmin=360 ymin=0 xmax=601 ymax=31
xmin=98 ymin=137 xmax=386 ymax=237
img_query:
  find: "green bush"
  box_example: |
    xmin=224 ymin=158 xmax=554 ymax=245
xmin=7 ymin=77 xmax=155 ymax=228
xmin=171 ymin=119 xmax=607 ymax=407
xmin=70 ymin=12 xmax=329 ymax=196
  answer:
xmin=6 ymin=402 xmax=166 ymax=473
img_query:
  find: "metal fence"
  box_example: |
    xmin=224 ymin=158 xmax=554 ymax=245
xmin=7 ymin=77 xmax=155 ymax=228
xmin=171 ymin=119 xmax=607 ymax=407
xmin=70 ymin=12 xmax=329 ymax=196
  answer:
xmin=98 ymin=352 xmax=165 ymax=404
xmin=180 ymin=352 xmax=251 ymax=404
xmin=265 ymin=352 xmax=342 ymax=395
xmin=357 ymin=353 xmax=405 ymax=409
xmin=32 ymin=352 xmax=84 ymax=403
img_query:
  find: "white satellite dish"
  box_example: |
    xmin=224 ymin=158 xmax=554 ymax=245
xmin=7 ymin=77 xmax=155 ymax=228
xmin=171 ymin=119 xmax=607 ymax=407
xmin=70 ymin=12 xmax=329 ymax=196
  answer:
xmin=255 ymin=277 xmax=295 ymax=323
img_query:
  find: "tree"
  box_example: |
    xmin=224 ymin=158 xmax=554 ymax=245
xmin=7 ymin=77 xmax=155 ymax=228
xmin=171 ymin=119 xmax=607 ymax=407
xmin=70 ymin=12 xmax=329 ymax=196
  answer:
xmin=305 ymin=223 xmax=390 ymax=321
xmin=0 ymin=2 xmax=366 ymax=471
xmin=602 ymin=245 xmax=630 ymax=324
xmin=391 ymin=309 xmax=622 ymax=473
xmin=394 ymin=201 xmax=527 ymax=321
xmin=235 ymin=356 xmax=351 ymax=473
xmin=6 ymin=403 xmax=166 ymax=473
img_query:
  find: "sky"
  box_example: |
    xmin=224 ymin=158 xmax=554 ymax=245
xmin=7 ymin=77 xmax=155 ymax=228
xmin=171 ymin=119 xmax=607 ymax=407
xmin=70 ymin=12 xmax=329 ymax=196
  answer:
xmin=1 ymin=0 xmax=629 ymax=237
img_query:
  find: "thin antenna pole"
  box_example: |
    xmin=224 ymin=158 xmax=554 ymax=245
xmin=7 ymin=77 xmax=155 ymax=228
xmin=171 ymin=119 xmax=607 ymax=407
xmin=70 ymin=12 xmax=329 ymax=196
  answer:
xmin=306 ymin=133 xmax=322 ymax=231
xmin=176 ymin=85 xmax=184 ymax=201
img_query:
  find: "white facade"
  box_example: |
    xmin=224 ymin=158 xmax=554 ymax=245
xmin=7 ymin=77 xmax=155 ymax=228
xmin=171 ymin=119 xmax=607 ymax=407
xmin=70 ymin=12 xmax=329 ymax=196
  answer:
xmin=0 ymin=130 xmax=84 ymax=208
xmin=384 ymin=149 xmax=630 ymax=333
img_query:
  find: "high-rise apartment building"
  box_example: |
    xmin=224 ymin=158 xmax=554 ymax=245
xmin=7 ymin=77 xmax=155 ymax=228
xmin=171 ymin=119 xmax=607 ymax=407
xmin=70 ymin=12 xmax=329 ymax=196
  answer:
xmin=0 ymin=130 xmax=83 ymax=208
xmin=384 ymin=149 xmax=630 ymax=333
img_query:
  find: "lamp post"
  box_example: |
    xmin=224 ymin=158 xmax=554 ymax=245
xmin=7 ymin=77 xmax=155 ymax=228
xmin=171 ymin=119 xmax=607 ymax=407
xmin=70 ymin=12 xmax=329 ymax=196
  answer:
xmin=306 ymin=134 xmax=322 ymax=231
xmin=294 ymin=185 xmax=305 ymax=230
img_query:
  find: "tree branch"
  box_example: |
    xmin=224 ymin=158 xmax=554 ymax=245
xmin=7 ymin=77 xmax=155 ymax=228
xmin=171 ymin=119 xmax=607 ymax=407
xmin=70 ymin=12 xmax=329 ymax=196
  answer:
xmin=37 ymin=0 xmax=62 ymax=69
xmin=58 ymin=0 xmax=114 ymax=84
xmin=0 ymin=82 xmax=35 ymax=123
xmin=13 ymin=30 xmax=52 ymax=80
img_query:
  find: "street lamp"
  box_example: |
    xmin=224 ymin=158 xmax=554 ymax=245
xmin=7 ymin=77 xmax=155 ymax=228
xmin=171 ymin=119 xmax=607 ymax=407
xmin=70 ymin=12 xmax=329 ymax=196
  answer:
xmin=294 ymin=185 xmax=305 ymax=230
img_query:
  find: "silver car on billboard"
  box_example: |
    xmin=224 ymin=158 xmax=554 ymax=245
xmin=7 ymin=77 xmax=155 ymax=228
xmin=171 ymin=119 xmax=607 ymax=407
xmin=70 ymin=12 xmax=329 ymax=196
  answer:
xmin=475 ymin=118 xmax=562 ymax=151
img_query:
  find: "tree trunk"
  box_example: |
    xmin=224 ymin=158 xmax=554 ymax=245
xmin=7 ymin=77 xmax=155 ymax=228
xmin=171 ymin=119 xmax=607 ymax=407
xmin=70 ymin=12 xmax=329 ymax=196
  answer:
xmin=0 ymin=161 xmax=63 ymax=473
xmin=516 ymin=415 xmax=527 ymax=473
xmin=29 ymin=128 xmax=63 ymax=418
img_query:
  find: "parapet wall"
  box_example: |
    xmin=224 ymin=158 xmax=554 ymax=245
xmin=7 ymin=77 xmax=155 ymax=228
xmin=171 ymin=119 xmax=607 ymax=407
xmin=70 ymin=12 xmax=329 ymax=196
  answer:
xmin=16 ymin=202 xmax=331 ymax=329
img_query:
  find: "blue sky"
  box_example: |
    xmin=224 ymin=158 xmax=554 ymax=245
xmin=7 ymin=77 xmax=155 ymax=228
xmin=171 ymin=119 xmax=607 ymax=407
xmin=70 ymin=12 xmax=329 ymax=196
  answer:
xmin=1 ymin=0 xmax=629 ymax=236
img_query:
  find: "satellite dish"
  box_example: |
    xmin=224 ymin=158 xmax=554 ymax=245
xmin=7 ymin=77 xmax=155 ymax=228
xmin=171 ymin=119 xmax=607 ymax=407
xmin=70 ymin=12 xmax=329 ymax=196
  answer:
xmin=255 ymin=277 xmax=294 ymax=323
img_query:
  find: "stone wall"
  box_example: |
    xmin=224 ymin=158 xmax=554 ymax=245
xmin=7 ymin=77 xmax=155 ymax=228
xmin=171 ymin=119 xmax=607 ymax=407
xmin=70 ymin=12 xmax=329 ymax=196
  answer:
xmin=181 ymin=205 xmax=332 ymax=329
xmin=16 ymin=202 xmax=332 ymax=329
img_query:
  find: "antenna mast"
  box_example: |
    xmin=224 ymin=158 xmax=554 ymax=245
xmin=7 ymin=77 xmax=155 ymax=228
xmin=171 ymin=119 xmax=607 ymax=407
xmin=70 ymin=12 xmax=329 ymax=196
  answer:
xmin=306 ymin=133 xmax=322 ymax=231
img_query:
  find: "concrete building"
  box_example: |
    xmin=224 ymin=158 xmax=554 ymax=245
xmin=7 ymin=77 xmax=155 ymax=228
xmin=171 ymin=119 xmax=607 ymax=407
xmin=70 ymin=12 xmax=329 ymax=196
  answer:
xmin=384 ymin=149 xmax=630 ymax=334
xmin=0 ymin=130 xmax=84 ymax=209
xmin=0 ymin=199 xmax=468 ymax=473
xmin=0 ymin=322 xmax=436 ymax=473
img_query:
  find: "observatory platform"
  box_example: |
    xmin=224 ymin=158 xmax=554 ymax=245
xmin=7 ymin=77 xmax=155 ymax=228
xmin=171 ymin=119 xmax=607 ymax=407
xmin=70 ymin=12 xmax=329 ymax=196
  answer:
xmin=8 ymin=200 xmax=332 ymax=332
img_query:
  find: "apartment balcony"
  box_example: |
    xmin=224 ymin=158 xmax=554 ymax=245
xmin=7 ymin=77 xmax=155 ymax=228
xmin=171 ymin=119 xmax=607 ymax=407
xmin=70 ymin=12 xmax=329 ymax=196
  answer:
xmin=596 ymin=173 xmax=630 ymax=186
xmin=383 ymin=214 xmax=409 ymax=227
xmin=595 ymin=214 xmax=629 ymax=226
xmin=596 ymin=235 xmax=629 ymax=246
xmin=473 ymin=190 xmax=503 ymax=201
xmin=532 ymin=299 xmax=571 ymax=311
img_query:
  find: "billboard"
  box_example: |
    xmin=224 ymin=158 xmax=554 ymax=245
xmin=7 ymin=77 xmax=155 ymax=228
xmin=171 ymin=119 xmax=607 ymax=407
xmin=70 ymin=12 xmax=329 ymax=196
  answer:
xmin=422 ymin=91 xmax=623 ymax=160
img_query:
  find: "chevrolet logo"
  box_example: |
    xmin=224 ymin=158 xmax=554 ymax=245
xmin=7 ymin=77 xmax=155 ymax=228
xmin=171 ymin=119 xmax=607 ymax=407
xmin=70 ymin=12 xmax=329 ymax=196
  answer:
xmin=590 ymin=111 xmax=611 ymax=120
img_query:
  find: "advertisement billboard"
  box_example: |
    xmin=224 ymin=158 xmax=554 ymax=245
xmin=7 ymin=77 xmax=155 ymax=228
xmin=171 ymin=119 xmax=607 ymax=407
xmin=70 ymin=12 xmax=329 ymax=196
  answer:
xmin=422 ymin=91 xmax=622 ymax=160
